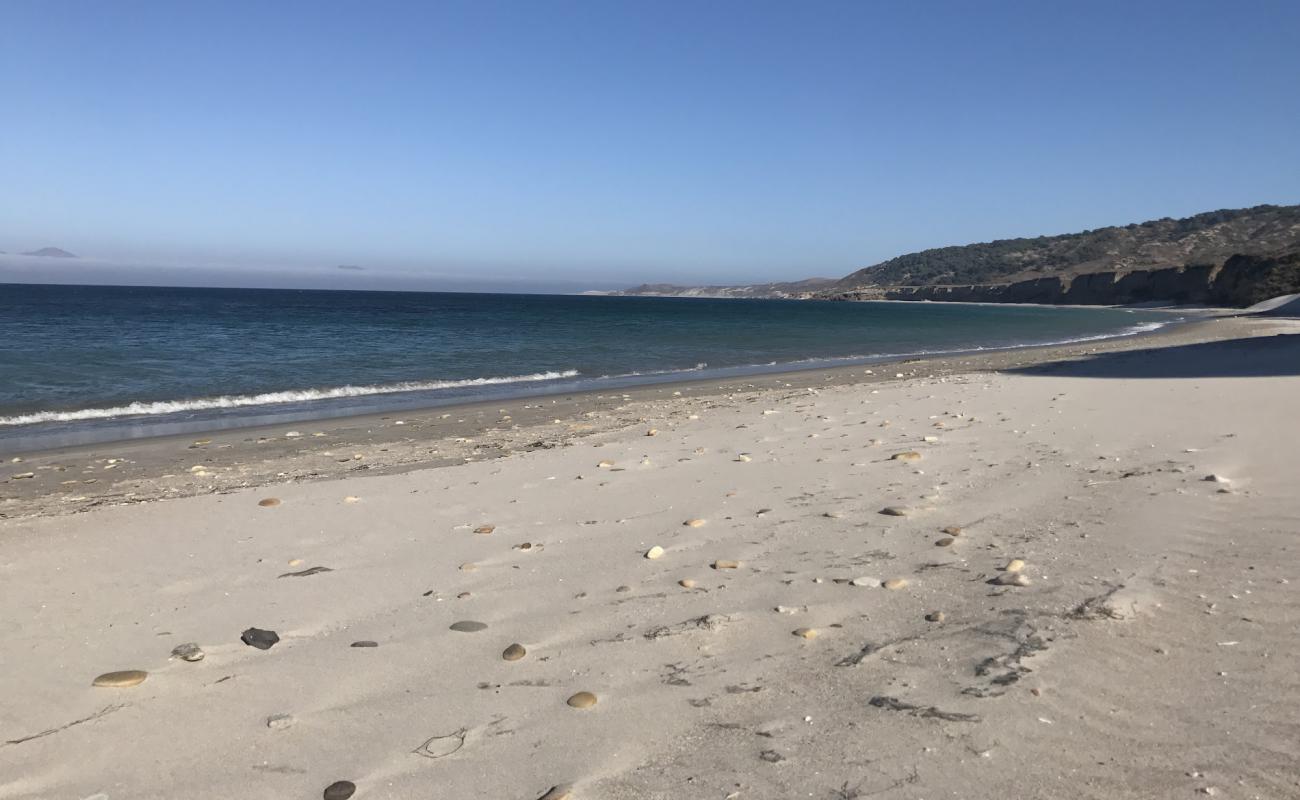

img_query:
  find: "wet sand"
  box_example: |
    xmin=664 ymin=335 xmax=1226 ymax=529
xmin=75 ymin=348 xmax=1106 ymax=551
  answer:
xmin=2 ymin=314 xmax=1299 ymax=799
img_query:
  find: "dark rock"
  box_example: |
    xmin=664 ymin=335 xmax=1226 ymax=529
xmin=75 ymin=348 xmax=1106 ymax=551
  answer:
xmin=323 ymin=780 xmax=356 ymax=800
xmin=241 ymin=628 xmax=280 ymax=650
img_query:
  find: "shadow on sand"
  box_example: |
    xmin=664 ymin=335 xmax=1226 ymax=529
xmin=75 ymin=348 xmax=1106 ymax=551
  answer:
xmin=1007 ymin=333 xmax=1300 ymax=380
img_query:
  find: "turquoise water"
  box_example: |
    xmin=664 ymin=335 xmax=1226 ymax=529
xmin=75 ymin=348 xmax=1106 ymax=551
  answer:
xmin=0 ymin=283 xmax=1178 ymax=450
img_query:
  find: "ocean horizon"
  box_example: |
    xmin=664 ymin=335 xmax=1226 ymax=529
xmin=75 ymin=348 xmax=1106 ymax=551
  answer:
xmin=0 ymin=282 xmax=1182 ymax=451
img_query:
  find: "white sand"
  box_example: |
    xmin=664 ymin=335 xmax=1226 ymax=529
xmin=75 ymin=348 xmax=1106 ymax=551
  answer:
xmin=3 ymin=322 xmax=1299 ymax=799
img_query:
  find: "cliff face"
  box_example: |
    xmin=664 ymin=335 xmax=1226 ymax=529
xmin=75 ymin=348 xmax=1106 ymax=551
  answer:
xmin=823 ymin=252 xmax=1300 ymax=307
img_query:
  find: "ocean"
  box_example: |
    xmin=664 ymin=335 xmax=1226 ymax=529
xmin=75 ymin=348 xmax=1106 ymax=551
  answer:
xmin=0 ymin=283 xmax=1180 ymax=451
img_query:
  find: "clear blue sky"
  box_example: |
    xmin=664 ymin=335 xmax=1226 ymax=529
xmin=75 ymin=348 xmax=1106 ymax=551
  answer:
xmin=2 ymin=0 xmax=1298 ymax=291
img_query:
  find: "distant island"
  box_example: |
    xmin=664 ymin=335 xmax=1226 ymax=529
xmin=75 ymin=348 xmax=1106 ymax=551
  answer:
xmin=614 ymin=204 xmax=1300 ymax=307
xmin=21 ymin=247 xmax=77 ymax=258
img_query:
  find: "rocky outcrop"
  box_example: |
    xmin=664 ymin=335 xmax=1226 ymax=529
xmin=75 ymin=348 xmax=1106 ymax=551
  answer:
xmin=823 ymin=252 xmax=1300 ymax=308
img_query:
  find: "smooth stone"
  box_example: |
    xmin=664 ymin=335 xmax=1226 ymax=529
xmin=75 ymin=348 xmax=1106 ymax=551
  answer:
xmin=171 ymin=642 xmax=205 ymax=662
xmin=323 ymin=780 xmax=356 ymax=800
xmin=597 ymin=461 xmax=614 ymax=468
xmin=459 ymin=563 xmax=478 ymax=572
xmin=343 ymin=496 xmax=360 ymax=504
xmin=882 ymin=578 xmax=909 ymax=590
xmin=1203 ymin=474 xmax=1230 ymax=483
xmin=711 ymin=560 xmax=741 ymax=570
xmin=503 ymin=643 xmax=527 ymax=661
xmin=1005 ymin=558 xmax=1026 ymax=573
xmin=450 ymin=621 xmax=488 ymax=633
xmin=941 ymin=526 xmax=964 ymax=536
xmin=350 ymin=640 xmax=379 ymax=648
xmin=678 ymin=578 xmax=697 ymax=588
xmin=992 ymin=572 xmax=1032 ymax=587
xmin=615 ymin=585 xmax=632 ymax=592
xmin=92 ymin=670 xmax=147 ymax=688
xmin=645 ymin=546 xmax=665 ymax=560
xmin=567 ymin=691 xmax=598 ymax=709
xmin=793 ymin=628 xmax=818 ymax=639
xmin=537 ymin=786 xmax=574 ymax=800
xmin=646 ymin=429 xmax=659 ymax=436
xmin=241 ymin=628 xmax=280 ymax=650
xmin=735 ymin=454 xmax=752 ymax=462
xmin=267 ymin=713 xmax=295 ymax=730
xmin=879 ymin=506 xmax=909 ymax=517
xmin=849 ymin=577 xmax=878 ymax=587
xmin=936 ymin=537 xmax=956 ymax=547
xmin=891 ymin=451 xmax=923 ymax=462
xmin=684 ymin=519 xmax=707 ymax=528
xmin=925 ymin=611 xmax=946 ymax=622
xmin=474 ymin=525 xmax=495 ymax=534
xmin=258 ymin=498 xmax=281 ymax=507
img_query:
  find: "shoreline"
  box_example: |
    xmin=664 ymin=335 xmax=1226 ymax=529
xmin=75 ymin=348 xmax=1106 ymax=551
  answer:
xmin=0 ymin=295 xmax=1199 ymax=453
xmin=0 ymin=313 xmax=1270 ymax=521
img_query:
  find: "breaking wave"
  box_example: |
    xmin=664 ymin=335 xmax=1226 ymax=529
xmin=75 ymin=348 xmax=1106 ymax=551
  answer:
xmin=0 ymin=370 xmax=581 ymax=426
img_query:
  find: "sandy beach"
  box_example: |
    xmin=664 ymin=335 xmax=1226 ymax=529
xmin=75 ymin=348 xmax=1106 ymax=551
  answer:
xmin=3 ymin=314 xmax=1299 ymax=800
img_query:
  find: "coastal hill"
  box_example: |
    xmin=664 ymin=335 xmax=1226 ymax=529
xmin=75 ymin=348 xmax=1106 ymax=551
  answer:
xmin=614 ymin=204 xmax=1300 ymax=306
xmin=20 ymin=247 xmax=77 ymax=258
xmin=834 ymin=204 xmax=1300 ymax=289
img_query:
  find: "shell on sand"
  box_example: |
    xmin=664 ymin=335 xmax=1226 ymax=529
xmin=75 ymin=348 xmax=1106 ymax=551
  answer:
xmin=93 ymin=670 xmax=147 ymax=688
xmin=537 ymin=786 xmax=574 ymax=800
xmin=793 ymin=627 xmax=818 ymax=639
xmin=258 ymin=498 xmax=281 ymax=507
xmin=941 ymin=526 xmax=964 ymax=536
xmin=678 ymin=578 xmax=697 ymax=588
xmin=882 ymin=578 xmax=909 ymax=590
xmin=1005 ymin=558 xmax=1026 ymax=573
xmin=566 ymin=691 xmax=598 ymax=709
xmin=503 ymin=643 xmax=527 ymax=661
xmin=879 ymin=506 xmax=909 ymax=517
xmin=891 ymin=451 xmax=923 ymax=462
xmin=684 ymin=519 xmax=707 ymax=528
xmin=474 ymin=525 xmax=495 ymax=535
xmin=645 ymin=546 xmax=665 ymax=560
xmin=711 ymin=560 xmax=741 ymax=570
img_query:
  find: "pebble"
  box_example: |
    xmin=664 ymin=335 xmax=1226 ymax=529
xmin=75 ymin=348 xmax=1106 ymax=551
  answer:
xmin=11 ymin=472 xmax=35 ymax=479
xmin=459 ymin=563 xmax=478 ymax=572
xmin=684 ymin=518 xmax=707 ymax=528
xmin=597 ymin=461 xmax=614 ymax=468
xmin=935 ymin=537 xmax=956 ymax=547
xmin=267 ymin=713 xmax=295 ymax=730
xmin=474 ymin=525 xmax=495 ymax=534
xmin=92 ymin=670 xmax=148 ymax=688
xmin=1203 ymin=474 xmax=1230 ymax=483
xmin=450 ymin=621 xmax=488 ymax=633
xmin=258 ymin=498 xmax=281 ymax=507
xmin=171 ymin=642 xmax=205 ymax=662
xmin=793 ymin=627 xmax=818 ymax=639
xmin=735 ymin=454 xmax=752 ymax=462
xmin=646 ymin=429 xmax=659 ymax=436
xmin=678 ymin=578 xmax=697 ymax=588
xmin=537 ymin=786 xmax=574 ymax=800
xmin=890 ymin=451 xmax=923 ymax=462
xmin=992 ymin=572 xmax=1032 ymax=587
xmin=879 ymin=506 xmax=909 ymax=517
xmin=645 ymin=546 xmax=665 ymax=560
xmin=849 ymin=577 xmax=878 ymax=587
xmin=925 ymin=611 xmax=946 ymax=622
xmin=241 ymin=628 xmax=280 ymax=650
xmin=1005 ymin=558 xmax=1026 ymax=573
xmin=882 ymin=578 xmax=909 ymax=590
xmin=712 ymin=560 xmax=741 ymax=570
xmin=567 ymin=691 xmax=598 ymax=709
xmin=343 ymin=496 xmax=360 ymax=504
xmin=941 ymin=526 xmax=964 ymax=536
xmin=503 ymin=643 xmax=527 ymax=661
xmin=350 ymin=640 xmax=379 ymax=648
xmin=323 ymin=780 xmax=356 ymax=800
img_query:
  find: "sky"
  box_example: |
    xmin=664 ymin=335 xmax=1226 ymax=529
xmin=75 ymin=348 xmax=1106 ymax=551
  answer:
xmin=2 ymin=0 xmax=1298 ymax=292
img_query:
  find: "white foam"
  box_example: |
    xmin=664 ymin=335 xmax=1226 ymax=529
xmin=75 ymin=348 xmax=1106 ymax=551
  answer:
xmin=0 ymin=370 xmax=580 ymax=426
